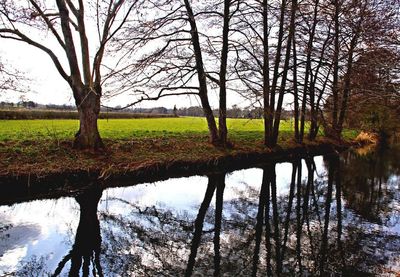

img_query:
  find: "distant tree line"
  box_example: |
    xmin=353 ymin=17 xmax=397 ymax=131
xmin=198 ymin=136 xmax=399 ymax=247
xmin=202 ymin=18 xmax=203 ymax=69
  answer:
xmin=0 ymin=101 xmax=75 ymax=110
xmin=132 ymin=105 xmax=294 ymax=119
xmin=0 ymin=101 xmax=296 ymax=120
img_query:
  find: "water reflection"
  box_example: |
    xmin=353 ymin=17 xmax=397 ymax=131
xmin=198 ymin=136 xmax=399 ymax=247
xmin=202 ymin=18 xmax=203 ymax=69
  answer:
xmin=53 ymin=186 xmax=103 ymax=276
xmin=1 ymin=148 xmax=399 ymax=276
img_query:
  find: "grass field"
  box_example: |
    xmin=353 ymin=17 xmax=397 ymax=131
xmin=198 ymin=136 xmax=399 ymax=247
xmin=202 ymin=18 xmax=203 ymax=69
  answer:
xmin=0 ymin=117 xmax=359 ymax=177
xmin=0 ymin=117 xmax=298 ymax=141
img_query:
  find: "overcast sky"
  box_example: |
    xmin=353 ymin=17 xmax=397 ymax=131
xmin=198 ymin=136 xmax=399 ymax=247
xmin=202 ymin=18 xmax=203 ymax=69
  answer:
xmin=0 ymin=0 xmax=259 ymax=110
xmin=0 ymin=36 xmax=252 ymax=109
xmin=0 ymin=39 xmax=72 ymax=105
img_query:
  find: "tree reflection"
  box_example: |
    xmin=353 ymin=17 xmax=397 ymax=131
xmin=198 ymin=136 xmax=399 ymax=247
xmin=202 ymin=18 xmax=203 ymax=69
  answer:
xmin=185 ymin=173 xmax=225 ymax=277
xmin=341 ymin=147 xmax=399 ymax=224
xmin=13 ymin=148 xmax=400 ymax=276
xmin=53 ymin=185 xmax=103 ymax=276
xmin=96 ymin=153 xmax=399 ymax=276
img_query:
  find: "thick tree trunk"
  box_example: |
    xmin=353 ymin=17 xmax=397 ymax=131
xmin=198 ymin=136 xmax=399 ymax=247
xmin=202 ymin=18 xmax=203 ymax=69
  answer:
xmin=201 ymin=97 xmax=220 ymax=144
xmin=73 ymin=86 xmax=104 ymax=150
xmin=218 ymin=104 xmax=228 ymax=145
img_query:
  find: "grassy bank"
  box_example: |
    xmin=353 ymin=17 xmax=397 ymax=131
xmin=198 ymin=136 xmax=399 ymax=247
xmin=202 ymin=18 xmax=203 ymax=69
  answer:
xmin=0 ymin=117 xmax=296 ymax=141
xmin=0 ymin=117 xmax=357 ymax=179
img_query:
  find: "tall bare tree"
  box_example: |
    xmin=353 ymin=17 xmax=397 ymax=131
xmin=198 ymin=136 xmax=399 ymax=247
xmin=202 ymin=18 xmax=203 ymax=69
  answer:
xmin=183 ymin=0 xmax=220 ymax=144
xmin=217 ymin=0 xmax=236 ymax=146
xmin=233 ymin=0 xmax=298 ymax=146
xmin=321 ymin=0 xmax=399 ymax=139
xmin=107 ymin=0 xmax=241 ymax=146
xmin=0 ymin=0 xmax=136 ymax=150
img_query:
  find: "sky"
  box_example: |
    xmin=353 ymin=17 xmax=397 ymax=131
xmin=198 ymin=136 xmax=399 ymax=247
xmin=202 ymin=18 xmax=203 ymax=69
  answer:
xmin=0 ymin=39 xmax=72 ymax=105
xmin=0 ymin=41 xmax=198 ymax=109
xmin=0 ymin=0 xmax=262 ymax=110
xmin=0 ymin=34 xmax=250 ymax=110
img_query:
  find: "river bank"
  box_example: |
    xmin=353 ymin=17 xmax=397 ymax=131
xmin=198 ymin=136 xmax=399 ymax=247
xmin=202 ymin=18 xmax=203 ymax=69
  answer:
xmin=0 ymin=135 xmax=359 ymax=205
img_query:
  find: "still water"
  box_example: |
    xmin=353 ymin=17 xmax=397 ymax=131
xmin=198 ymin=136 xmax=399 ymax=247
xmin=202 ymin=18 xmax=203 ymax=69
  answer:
xmin=0 ymin=147 xmax=399 ymax=276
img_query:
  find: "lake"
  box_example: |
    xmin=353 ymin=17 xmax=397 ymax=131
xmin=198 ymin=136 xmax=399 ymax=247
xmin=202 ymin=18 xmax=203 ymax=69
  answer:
xmin=1 ymin=146 xmax=399 ymax=276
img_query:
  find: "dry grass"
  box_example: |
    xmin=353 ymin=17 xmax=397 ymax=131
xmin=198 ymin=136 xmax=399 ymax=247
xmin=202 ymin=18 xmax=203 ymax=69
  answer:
xmin=354 ymin=131 xmax=379 ymax=145
xmin=0 ymin=134 xmax=313 ymax=177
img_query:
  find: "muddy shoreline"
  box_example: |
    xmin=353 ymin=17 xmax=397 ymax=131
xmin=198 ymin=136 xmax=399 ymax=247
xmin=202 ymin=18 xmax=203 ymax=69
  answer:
xmin=0 ymin=142 xmax=352 ymax=205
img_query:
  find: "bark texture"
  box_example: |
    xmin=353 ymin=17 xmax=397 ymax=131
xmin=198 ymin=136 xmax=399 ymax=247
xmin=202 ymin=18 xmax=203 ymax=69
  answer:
xmin=73 ymin=86 xmax=104 ymax=150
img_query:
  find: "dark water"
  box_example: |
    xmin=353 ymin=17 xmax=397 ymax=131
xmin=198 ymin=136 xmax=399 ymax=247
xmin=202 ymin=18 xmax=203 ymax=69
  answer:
xmin=0 ymin=147 xmax=399 ymax=276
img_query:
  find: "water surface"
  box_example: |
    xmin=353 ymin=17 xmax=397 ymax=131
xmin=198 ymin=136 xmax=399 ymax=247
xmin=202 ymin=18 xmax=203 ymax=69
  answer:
xmin=0 ymin=147 xmax=399 ymax=276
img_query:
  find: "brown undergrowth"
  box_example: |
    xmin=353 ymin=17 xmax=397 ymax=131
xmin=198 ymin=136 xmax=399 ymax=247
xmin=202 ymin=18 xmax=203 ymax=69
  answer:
xmin=0 ymin=134 xmax=348 ymax=179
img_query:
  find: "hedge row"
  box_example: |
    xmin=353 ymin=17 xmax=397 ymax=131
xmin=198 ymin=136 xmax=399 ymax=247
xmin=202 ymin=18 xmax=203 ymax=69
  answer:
xmin=0 ymin=109 xmax=176 ymax=120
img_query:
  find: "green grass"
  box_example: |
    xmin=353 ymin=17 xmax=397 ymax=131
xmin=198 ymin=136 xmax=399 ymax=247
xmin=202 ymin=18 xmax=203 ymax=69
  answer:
xmin=342 ymin=129 xmax=359 ymax=140
xmin=0 ymin=117 xmax=298 ymax=141
xmin=0 ymin=117 xmax=360 ymax=177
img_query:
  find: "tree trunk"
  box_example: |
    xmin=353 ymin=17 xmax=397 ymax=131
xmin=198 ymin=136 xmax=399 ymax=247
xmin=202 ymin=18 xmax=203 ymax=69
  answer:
xmin=218 ymin=0 xmax=231 ymax=147
xmin=332 ymin=0 xmax=340 ymax=135
xmin=184 ymin=0 xmax=220 ymax=145
xmin=338 ymin=23 xmax=361 ymax=134
xmin=267 ymin=0 xmax=287 ymax=147
xmin=292 ymin=36 xmax=300 ymax=143
xmin=271 ymin=0 xmax=297 ymax=146
xmin=308 ymin=31 xmax=332 ymax=141
xmin=262 ymin=0 xmax=271 ymax=146
xmin=308 ymin=83 xmax=319 ymax=140
xmin=304 ymin=0 xmax=319 ymax=142
xmin=201 ymin=97 xmax=220 ymax=144
xmin=73 ymin=86 xmax=104 ymax=150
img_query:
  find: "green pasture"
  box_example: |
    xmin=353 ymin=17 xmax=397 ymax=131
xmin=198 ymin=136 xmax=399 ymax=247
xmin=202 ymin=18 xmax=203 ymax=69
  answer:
xmin=0 ymin=117 xmax=298 ymax=141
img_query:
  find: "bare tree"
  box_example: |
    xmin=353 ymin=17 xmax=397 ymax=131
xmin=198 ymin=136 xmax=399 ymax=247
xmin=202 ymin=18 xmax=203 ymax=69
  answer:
xmin=0 ymin=0 xmax=136 ymax=150
xmin=321 ymin=0 xmax=399 ymax=139
xmin=217 ymin=0 xmax=237 ymax=146
xmin=106 ymin=0 xmax=241 ymax=146
xmin=0 ymin=57 xmax=27 ymax=94
xmin=345 ymin=48 xmax=400 ymax=134
xmin=183 ymin=0 xmax=220 ymax=144
xmin=270 ymin=0 xmax=298 ymax=146
xmin=232 ymin=0 xmax=298 ymax=146
xmin=290 ymin=0 xmax=333 ymax=142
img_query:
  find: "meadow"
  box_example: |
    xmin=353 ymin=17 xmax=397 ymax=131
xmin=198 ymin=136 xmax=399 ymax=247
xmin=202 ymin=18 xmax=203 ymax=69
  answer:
xmin=0 ymin=117 xmax=298 ymax=141
xmin=0 ymin=117 xmax=358 ymax=177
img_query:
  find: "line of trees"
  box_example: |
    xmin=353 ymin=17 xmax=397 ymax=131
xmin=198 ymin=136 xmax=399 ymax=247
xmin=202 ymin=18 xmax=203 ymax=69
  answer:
xmin=0 ymin=100 xmax=294 ymax=119
xmin=0 ymin=0 xmax=399 ymax=150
